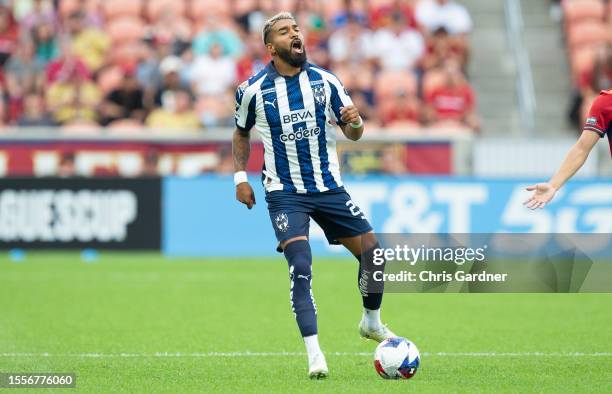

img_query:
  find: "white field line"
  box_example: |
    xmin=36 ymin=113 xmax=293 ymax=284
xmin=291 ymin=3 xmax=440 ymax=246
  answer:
xmin=0 ymin=352 xmax=611 ymax=358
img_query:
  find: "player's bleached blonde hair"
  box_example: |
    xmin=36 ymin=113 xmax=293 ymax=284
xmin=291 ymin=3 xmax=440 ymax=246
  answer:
xmin=262 ymin=12 xmax=297 ymax=45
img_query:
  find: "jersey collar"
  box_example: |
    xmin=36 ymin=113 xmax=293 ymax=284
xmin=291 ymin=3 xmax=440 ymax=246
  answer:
xmin=266 ymin=61 xmax=310 ymax=80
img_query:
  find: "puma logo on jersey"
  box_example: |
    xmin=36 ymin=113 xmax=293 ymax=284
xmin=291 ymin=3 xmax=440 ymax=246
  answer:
xmin=264 ymin=99 xmax=277 ymax=108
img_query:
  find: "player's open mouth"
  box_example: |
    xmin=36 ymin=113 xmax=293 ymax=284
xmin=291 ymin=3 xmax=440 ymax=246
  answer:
xmin=291 ymin=40 xmax=304 ymax=54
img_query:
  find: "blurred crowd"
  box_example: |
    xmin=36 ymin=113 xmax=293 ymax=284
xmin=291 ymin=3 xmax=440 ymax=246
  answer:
xmin=562 ymin=0 xmax=612 ymax=128
xmin=0 ymin=0 xmax=479 ymax=133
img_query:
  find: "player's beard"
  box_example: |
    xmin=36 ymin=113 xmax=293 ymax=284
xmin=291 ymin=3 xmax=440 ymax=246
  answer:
xmin=276 ymin=45 xmax=307 ymax=68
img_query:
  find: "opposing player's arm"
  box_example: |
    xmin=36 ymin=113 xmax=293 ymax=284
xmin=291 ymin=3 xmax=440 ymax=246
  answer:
xmin=548 ymin=130 xmax=600 ymax=190
xmin=524 ymin=93 xmax=609 ymax=209
xmin=233 ymin=82 xmax=257 ymax=209
xmin=523 ymin=130 xmax=599 ymax=209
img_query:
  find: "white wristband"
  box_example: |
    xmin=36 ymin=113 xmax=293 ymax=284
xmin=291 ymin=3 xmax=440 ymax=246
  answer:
xmin=234 ymin=171 xmax=248 ymax=186
xmin=350 ymin=117 xmax=363 ymax=129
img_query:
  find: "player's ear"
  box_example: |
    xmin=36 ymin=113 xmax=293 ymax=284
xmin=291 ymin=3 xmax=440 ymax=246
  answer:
xmin=266 ymin=42 xmax=275 ymax=56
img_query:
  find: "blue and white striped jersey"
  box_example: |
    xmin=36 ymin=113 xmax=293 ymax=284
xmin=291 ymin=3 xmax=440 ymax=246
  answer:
xmin=235 ymin=62 xmax=353 ymax=194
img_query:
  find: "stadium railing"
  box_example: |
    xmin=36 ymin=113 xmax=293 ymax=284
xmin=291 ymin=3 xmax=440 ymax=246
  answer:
xmin=0 ymin=127 xmax=609 ymax=178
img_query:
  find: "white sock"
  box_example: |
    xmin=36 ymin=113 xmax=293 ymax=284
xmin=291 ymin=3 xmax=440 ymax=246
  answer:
xmin=363 ymin=308 xmax=382 ymax=330
xmin=304 ymin=334 xmax=322 ymax=363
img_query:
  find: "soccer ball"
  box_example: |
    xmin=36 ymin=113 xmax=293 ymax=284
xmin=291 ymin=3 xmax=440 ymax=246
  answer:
xmin=373 ymin=337 xmax=420 ymax=379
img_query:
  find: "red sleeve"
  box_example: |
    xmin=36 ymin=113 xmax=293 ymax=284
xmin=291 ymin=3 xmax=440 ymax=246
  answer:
xmin=583 ymin=92 xmax=612 ymax=138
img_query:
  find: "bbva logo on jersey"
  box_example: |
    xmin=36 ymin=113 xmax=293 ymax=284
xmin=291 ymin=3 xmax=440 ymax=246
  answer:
xmin=282 ymin=110 xmax=314 ymax=124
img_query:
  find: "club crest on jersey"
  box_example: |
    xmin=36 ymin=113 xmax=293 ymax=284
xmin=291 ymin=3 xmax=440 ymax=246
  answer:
xmin=312 ymin=86 xmax=326 ymax=107
xmin=275 ymin=213 xmax=289 ymax=232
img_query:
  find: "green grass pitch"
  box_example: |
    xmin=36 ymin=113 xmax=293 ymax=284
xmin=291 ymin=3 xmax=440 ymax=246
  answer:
xmin=1 ymin=253 xmax=611 ymax=393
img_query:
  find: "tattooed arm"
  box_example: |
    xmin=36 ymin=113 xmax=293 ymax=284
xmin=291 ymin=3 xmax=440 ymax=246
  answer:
xmin=233 ymin=128 xmax=256 ymax=209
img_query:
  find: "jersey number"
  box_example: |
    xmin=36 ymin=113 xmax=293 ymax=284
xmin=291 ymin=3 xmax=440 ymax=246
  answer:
xmin=346 ymin=200 xmax=366 ymax=219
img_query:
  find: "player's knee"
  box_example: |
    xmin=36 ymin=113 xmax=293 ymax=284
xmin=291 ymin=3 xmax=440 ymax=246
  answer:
xmin=362 ymin=232 xmax=379 ymax=252
xmin=284 ymin=239 xmax=311 ymax=261
xmin=341 ymin=232 xmax=378 ymax=256
xmin=284 ymin=239 xmax=312 ymax=274
xmin=281 ymin=236 xmax=308 ymax=251
xmin=357 ymin=241 xmax=383 ymax=266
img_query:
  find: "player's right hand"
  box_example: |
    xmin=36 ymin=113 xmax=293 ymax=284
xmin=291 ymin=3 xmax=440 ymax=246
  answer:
xmin=523 ymin=183 xmax=557 ymax=209
xmin=236 ymin=182 xmax=256 ymax=209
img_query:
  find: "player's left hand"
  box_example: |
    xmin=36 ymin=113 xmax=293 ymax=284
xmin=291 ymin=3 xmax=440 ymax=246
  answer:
xmin=523 ymin=183 xmax=557 ymax=209
xmin=236 ymin=182 xmax=256 ymax=209
xmin=340 ymin=105 xmax=361 ymax=125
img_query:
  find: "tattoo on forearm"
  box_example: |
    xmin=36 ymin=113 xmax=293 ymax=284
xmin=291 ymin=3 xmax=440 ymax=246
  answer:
xmin=232 ymin=129 xmax=251 ymax=171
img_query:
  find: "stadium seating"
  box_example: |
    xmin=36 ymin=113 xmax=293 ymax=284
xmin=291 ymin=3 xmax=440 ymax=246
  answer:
xmin=375 ymin=71 xmax=418 ymax=100
xmin=0 ymin=0 xmax=478 ymax=133
xmin=562 ymin=0 xmax=605 ymax=25
xmin=111 ymin=42 xmax=146 ymax=68
xmin=58 ymin=0 xmax=102 ymax=18
xmin=189 ymin=0 xmax=232 ymax=19
xmin=58 ymin=0 xmax=81 ymax=17
xmin=427 ymin=120 xmax=473 ymax=135
xmin=561 ymin=0 xmax=612 ymax=124
xmin=97 ymin=65 xmax=124 ymax=94
xmin=564 ymin=0 xmax=611 ymax=88
xmin=422 ymin=69 xmax=446 ymax=97
xmin=107 ymin=119 xmax=147 ymax=133
xmin=106 ymin=16 xmax=146 ymax=44
xmin=146 ymin=0 xmax=186 ymax=21
xmin=102 ymin=0 xmax=144 ymax=19
xmin=61 ymin=120 xmax=103 ymax=134
xmin=567 ymin=21 xmax=611 ymax=50
xmin=384 ymin=120 xmax=423 ymax=134
xmin=570 ymin=46 xmax=597 ymax=85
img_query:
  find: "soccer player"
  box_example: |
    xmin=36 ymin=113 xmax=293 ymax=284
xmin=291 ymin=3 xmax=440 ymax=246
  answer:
xmin=524 ymin=89 xmax=611 ymax=208
xmin=232 ymin=12 xmax=395 ymax=379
